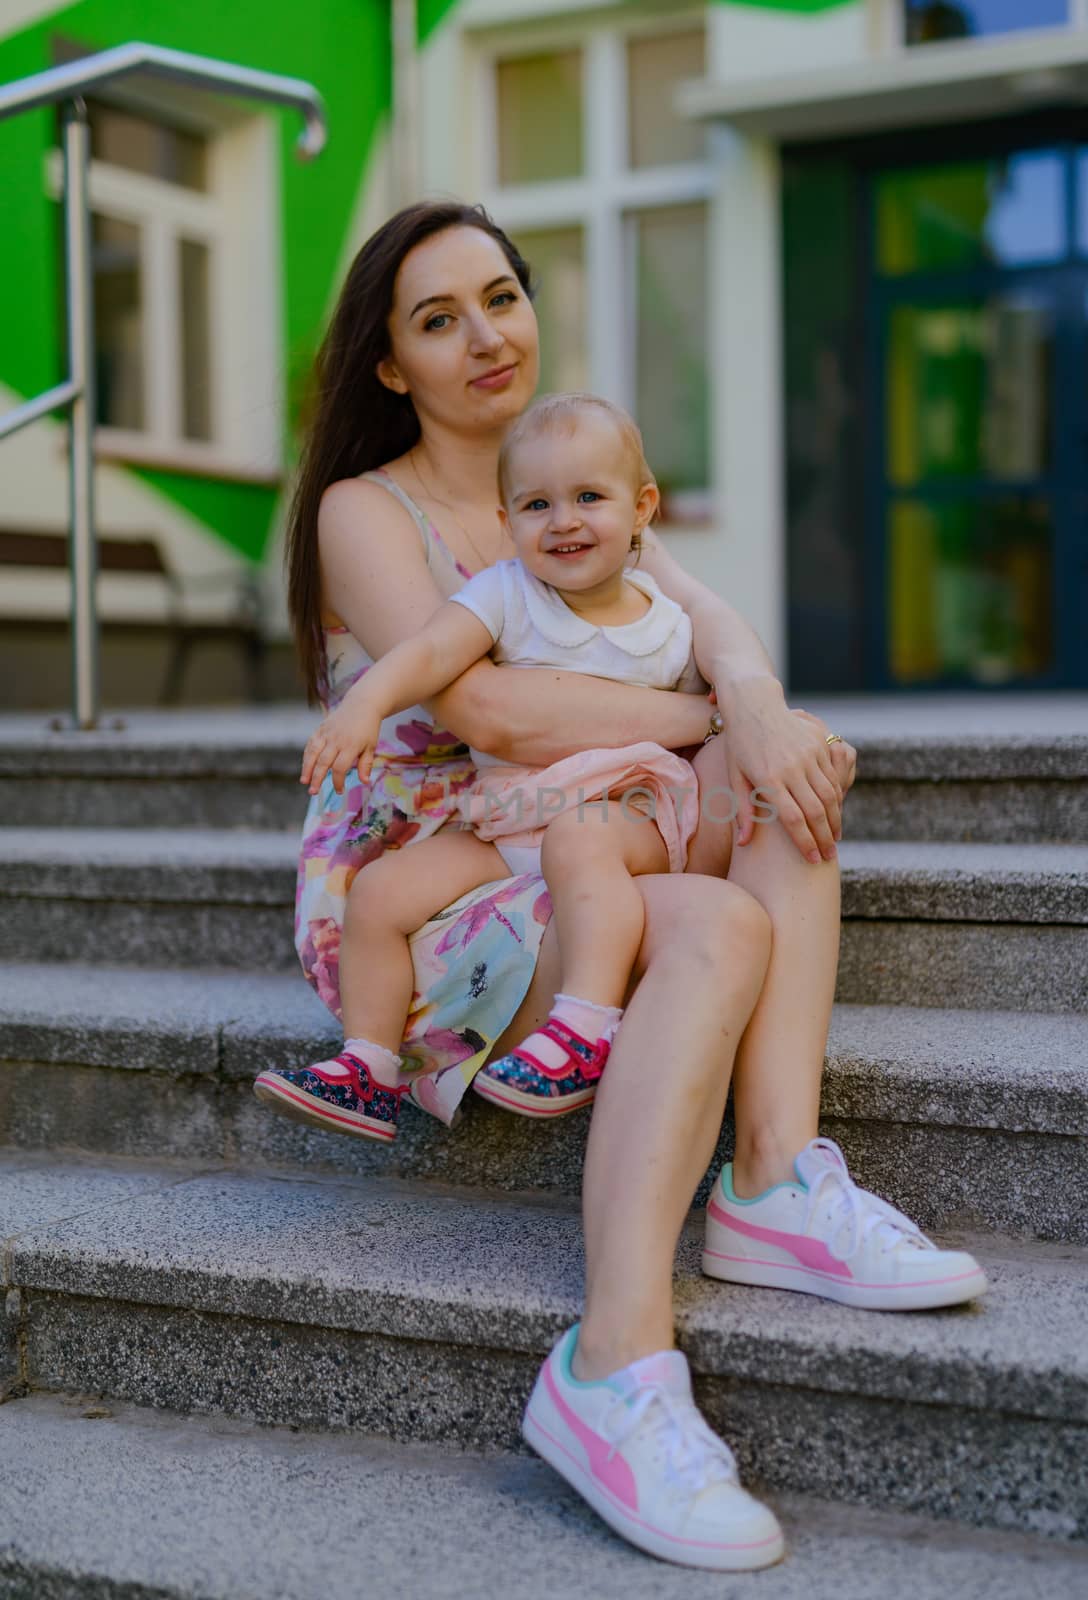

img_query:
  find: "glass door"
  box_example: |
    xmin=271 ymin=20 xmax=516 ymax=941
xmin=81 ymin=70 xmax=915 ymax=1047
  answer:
xmin=868 ymin=147 xmax=1088 ymax=688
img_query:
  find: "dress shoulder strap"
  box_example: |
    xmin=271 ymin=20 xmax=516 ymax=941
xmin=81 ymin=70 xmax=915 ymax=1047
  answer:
xmin=359 ymin=468 xmax=435 ymax=561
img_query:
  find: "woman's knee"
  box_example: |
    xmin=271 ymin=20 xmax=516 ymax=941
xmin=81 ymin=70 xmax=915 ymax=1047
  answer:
xmin=642 ymin=876 xmax=772 ymax=974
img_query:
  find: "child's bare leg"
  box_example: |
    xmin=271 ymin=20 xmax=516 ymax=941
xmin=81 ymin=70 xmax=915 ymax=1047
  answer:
xmin=541 ymin=801 xmax=669 ymax=1005
xmin=340 ymin=830 xmax=509 ymax=1045
xmin=487 ymin=802 xmax=669 ymax=1083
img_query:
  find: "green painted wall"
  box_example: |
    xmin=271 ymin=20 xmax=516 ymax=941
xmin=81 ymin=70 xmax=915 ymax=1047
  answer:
xmin=0 ymin=0 xmax=392 ymax=560
xmin=418 ymin=0 xmax=461 ymax=44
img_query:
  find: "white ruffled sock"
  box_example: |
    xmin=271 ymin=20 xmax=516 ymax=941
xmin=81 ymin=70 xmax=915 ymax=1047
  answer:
xmin=340 ymin=1036 xmax=404 ymax=1089
xmin=516 ymin=993 xmax=623 ymax=1073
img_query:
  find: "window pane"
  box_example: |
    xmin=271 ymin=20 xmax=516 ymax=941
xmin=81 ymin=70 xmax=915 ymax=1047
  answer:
xmin=905 ymin=1 xmax=1069 ymax=45
xmin=876 ymin=152 xmax=1066 ymax=275
xmin=93 ymin=214 xmax=144 ymax=430
xmin=888 ymin=498 xmax=1053 ymax=684
xmin=497 ymin=53 xmax=583 ymax=184
xmin=180 ymin=238 xmax=212 ymax=442
xmin=86 ymin=100 xmax=207 ymax=189
xmin=631 ymin=204 xmax=709 ymax=494
xmin=627 ymin=30 xmax=706 ymax=170
xmin=887 ymin=294 xmax=1052 ymax=486
xmin=515 ymin=227 xmax=588 ymax=395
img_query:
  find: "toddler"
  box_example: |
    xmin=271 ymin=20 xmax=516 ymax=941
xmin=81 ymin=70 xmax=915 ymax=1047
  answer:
xmin=256 ymin=395 xmax=711 ymax=1138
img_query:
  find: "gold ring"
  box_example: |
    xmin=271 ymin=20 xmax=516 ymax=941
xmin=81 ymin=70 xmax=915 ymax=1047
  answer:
xmin=825 ymin=733 xmax=843 ymax=746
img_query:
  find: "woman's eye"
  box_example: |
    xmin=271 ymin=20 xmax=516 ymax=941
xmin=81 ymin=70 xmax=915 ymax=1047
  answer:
xmin=489 ymin=291 xmax=517 ymax=308
xmin=424 ymin=313 xmax=452 ymax=332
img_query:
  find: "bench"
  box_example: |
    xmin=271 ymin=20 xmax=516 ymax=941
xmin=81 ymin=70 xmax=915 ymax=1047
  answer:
xmin=0 ymin=529 xmax=267 ymax=703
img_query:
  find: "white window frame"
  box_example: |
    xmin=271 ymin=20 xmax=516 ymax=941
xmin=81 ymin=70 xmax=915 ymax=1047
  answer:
xmin=475 ymin=9 xmax=714 ymax=511
xmin=45 ymin=96 xmax=283 ymax=482
xmin=872 ymin=0 xmax=1083 ymax=55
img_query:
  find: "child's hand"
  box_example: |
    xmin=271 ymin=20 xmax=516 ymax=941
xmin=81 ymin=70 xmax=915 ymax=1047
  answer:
xmin=300 ymin=703 xmax=383 ymax=795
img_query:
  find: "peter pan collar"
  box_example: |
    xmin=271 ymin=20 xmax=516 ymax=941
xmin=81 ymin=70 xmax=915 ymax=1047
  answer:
xmin=517 ymin=563 xmax=685 ymax=657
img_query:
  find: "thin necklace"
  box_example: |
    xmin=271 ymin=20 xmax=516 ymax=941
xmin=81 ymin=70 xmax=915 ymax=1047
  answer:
xmin=408 ymin=447 xmax=503 ymax=572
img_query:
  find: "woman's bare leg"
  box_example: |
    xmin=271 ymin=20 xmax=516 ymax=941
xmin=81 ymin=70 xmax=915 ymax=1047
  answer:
xmin=686 ymin=734 xmax=840 ymax=1199
xmin=576 ymin=875 xmax=772 ymax=1376
xmin=492 ymin=872 xmax=773 ymax=1376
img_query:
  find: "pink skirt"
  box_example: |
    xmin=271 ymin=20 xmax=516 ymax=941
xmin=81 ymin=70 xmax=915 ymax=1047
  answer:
xmin=457 ymin=741 xmax=699 ymax=875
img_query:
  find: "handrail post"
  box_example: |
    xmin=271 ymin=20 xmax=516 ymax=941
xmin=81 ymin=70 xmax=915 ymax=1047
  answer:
xmin=63 ymin=98 xmax=99 ymax=729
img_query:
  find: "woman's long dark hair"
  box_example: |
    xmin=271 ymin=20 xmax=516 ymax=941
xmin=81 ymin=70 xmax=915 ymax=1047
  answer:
xmin=286 ymin=201 xmax=533 ymax=702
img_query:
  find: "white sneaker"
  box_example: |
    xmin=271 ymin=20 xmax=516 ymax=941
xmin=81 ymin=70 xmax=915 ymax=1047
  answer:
xmin=703 ymin=1137 xmax=989 ymax=1311
xmin=521 ymin=1325 xmax=784 ymax=1571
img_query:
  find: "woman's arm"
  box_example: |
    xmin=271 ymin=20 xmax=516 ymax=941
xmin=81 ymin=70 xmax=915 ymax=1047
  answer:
xmin=431 ymin=665 xmax=711 ymax=765
xmin=315 ymin=478 xmax=713 ymax=767
xmin=640 ymin=529 xmax=856 ymax=862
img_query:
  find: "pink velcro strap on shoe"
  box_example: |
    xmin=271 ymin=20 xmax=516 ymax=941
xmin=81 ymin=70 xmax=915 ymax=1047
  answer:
xmin=513 ymin=1018 xmax=610 ymax=1083
xmin=320 ymin=1052 xmax=410 ymax=1103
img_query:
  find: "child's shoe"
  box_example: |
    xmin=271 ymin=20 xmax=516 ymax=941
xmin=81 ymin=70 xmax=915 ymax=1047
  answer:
xmin=473 ymin=1016 xmax=609 ymax=1117
xmin=703 ymin=1136 xmax=988 ymax=1310
xmin=253 ymin=1051 xmax=409 ymax=1143
xmin=522 ymin=1326 xmax=784 ymax=1571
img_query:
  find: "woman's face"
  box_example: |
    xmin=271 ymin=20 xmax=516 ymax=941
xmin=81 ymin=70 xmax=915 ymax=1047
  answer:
xmin=379 ymin=226 xmax=540 ymax=437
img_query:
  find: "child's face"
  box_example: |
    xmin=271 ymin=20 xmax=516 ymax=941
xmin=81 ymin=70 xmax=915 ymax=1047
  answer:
xmin=500 ymin=413 xmax=657 ymax=592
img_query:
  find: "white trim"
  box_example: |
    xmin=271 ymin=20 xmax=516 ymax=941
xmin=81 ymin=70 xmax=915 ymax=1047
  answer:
xmin=43 ymin=104 xmax=283 ymax=478
xmin=475 ymin=7 xmax=712 ymax=476
xmin=868 ymin=0 xmax=905 ymax=57
xmin=681 ymin=24 xmax=1088 ymax=140
xmin=145 ymin=214 xmax=176 ymax=444
xmin=1073 ymin=0 xmax=1088 ymax=29
xmin=712 ymin=130 xmax=785 ymax=675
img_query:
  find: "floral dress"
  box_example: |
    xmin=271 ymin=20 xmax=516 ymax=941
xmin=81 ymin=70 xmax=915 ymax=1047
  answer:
xmin=295 ymin=470 xmax=552 ymax=1126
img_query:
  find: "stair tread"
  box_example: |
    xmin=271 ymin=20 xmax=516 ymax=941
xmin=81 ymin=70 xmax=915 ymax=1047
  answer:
xmin=0 ymin=834 xmax=1085 ymax=927
xmin=3 ymin=1153 xmax=1086 ymax=1424
xmin=1 ymin=965 xmax=1083 ymax=1130
xmin=3 ymin=1392 xmax=1082 ymax=1600
xmin=2 ymin=696 xmax=1085 ymax=784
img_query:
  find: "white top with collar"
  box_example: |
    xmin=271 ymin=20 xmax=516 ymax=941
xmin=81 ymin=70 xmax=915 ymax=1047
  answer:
xmin=450 ymin=558 xmax=705 ymax=769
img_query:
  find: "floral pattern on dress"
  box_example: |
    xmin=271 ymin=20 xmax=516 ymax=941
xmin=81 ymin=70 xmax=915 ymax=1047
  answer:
xmin=294 ymin=472 xmax=552 ymax=1127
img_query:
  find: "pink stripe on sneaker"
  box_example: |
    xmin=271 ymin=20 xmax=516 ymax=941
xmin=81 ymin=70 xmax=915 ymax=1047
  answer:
xmin=707 ymin=1194 xmax=853 ymax=1280
xmin=543 ymin=1361 xmax=639 ymax=1511
xmin=704 ymin=1248 xmax=982 ymax=1292
xmin=524 ymin=1407 xmax=781 ymax=1553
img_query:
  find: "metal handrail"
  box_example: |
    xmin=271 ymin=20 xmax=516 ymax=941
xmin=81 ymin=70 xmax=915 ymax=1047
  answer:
xmin=0 ymin=43 xmax=327 ymax=727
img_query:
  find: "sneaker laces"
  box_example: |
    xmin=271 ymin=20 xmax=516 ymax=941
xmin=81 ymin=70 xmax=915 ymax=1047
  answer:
xmin=801 ymin=1138 xmax=936 ymax=1262
xmin=607 ymin=1383 xmax=738 ymax=1498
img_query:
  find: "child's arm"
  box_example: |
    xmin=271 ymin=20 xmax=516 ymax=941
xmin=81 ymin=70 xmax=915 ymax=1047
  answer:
xmin=301 ymin=601 xmax=495 ymax=794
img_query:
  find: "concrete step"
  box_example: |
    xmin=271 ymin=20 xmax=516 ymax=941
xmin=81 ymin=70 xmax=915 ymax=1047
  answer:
xmin=2 ymin=1395 xmax=1084 ymax=1600
xmin=0 ymin=705 xmax=315 ymax=832
xmin=0 ymin=830 xmax=1084 ymax=1011
xmin=2 ymin=1153 xmax=1085 ymax=1541
xmin=1 ymin=965 xmax=1085 ymax=1241
xmin=1 ymin=706 xmax=1085 ymax=841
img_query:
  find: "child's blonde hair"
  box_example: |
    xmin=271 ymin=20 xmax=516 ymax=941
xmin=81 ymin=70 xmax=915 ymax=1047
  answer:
xmin=498 ymin=393 xmax=656 ymax=553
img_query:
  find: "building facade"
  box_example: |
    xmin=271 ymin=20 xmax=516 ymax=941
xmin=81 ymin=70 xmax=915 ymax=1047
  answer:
xmin=2 ymin=1 xmax=1085 ymax=703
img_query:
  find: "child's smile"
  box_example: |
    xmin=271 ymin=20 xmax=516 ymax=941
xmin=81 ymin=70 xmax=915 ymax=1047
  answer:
xmin=500 ymin=411 xmax=658 ymax=613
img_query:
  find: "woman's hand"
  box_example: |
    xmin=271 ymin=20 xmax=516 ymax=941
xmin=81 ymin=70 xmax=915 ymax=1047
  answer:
xmin=301 ymin=699 xmax=383 ymax=796
xmin=717 ymin=680 xmax=857 ymax=863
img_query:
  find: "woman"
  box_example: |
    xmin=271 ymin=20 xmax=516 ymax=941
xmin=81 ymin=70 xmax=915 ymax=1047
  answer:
xmin=258 ymin=201 xmax=986 ymax=1572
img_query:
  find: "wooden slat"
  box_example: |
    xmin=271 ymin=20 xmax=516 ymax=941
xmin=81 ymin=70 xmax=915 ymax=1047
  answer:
xmin=0 ymin=530 xmax=166 ymax=575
